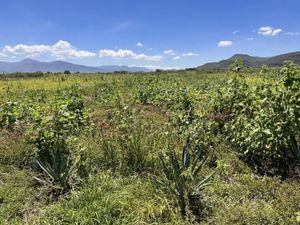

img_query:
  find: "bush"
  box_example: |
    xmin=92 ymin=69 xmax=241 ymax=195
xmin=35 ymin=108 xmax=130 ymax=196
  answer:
xmin=29 ymin=88 xmax=90 ymax=195
xmin=212 ymin=61 xmax=300 ymax=176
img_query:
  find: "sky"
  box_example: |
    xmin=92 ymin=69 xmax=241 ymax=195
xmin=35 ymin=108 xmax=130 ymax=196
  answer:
xmin=0 ymin=0 xmax=299 ymax=69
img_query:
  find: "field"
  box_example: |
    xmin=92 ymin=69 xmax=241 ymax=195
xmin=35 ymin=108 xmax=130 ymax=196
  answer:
xmin=0 ymin=62 xmax=300 ymax=224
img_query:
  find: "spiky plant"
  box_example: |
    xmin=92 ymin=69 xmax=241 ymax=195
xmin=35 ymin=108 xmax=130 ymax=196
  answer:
xmin=34 ymin=149 xmax=74 ymax=195
xmin=159 ymin=137 xmax=215 ymax=218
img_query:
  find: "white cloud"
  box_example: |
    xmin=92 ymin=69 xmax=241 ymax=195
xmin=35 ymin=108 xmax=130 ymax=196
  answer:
xmin=173 ymin=56 xmax=181 ymax=60
xmin=3 ymin=44 xmax=51 ymax=57
xmin=218 ymin=40 xmax=233 ymax=47
xmin=258 ymin=26 xmax=282 ymax=36
xmin=51 ymin=40 xmax=96 ymax=59
xmin=2 ymin=40 xmax=96 ymax=59
xmin=130 ymin=64 xmax=181 ymax=71
xmin=245 ymin=37 xmax=254 ymax=41
xmin=99 ymin=49 xmax=162 ymax=61
xmin=233 ymin=30 xmax=239 ymax=35
xmin=163 ymin=49 xmax=176 ymax=56
xmin=0 ymin=52 xmax=6 ymax=58
xmin=99 ymin=49 xmax=135 ymax=58
xmin=137 ymin=42 xmax=143 ymax=47
xmin=182 ymin=52 xmax=199 ymax=57
xmin=284 ymin=32 xmax=300 ymax=36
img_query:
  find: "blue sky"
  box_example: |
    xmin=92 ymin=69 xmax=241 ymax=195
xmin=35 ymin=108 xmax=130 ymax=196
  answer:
xmin=0 ymin=0 xmax=299 ymax=69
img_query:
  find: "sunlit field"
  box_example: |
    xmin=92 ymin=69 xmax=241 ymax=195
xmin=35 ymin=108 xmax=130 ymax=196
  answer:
xmin=0 ymin=62 xmax=300 ymax=224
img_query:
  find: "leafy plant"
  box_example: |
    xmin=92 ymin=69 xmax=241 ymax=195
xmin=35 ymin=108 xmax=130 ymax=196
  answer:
xmin=212 ymin=61 xmax=300 ymax=176
xmin=29 ymin=89 xmax=90 ymax=195
xmin=0 ymin=101 xmax=23 ymax=129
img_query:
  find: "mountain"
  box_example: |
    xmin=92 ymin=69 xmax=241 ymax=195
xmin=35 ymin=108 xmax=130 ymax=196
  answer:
xmin=0 ymin=59 xmax=151 ymax=73
xmin=198 ymin=51 xmax=300 ymax=70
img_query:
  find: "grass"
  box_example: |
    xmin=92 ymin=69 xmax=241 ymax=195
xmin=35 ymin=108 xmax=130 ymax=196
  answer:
xmin=0 ymin=68 xmax=299 ymax=224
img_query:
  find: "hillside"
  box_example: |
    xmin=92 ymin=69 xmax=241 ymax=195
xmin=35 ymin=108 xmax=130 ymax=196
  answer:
xmin=0 ymin=59 xmax=151 ymax=73
xmin=198 ymin=51 xmax=300 ymax=70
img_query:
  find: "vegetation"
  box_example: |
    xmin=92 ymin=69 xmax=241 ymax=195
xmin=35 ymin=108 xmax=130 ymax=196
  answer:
xmin=0 ymin=61 xmax=299 ymax=224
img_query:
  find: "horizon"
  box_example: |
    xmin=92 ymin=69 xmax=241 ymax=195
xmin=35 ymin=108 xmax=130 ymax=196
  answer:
xmin=1 ymin=50 xmax=300 ymax=71
xmin=1 ymin=0 xmax=300 ymax=69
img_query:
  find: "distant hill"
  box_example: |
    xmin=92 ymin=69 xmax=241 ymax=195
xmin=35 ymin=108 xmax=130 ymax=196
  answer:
xmin=198 ymin=51 xmax=300 ymax=70
xmin=0 ymin=59 xmax=151 ymax=73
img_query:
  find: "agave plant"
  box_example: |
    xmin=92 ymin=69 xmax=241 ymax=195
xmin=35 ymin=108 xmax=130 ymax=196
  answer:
xmin=34 ymin=149 xmax=74 ymax=194
xmin=159 ymin=137 xmax=215 ymax=218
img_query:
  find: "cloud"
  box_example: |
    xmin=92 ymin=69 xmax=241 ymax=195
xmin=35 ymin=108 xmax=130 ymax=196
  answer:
xmin=2 ymin=40 xmax=96 ymax=59
xmin=284 ymin=32 xmax=300 ymax=36
xmin=173 ymin=56 xmax=181 ymax=60
xmin=163 ymin=49 xmax=176 ymax=56
xmin=137 ymin=42 xmax=143 ymax=47
xmin=130 ymin=64 xmax=181 ymax=71
xmin=99 ymin=49 xmax=135 ymax=58
xmin=182 ymin=52 xmax=199 ymax=57
xmin=99 ymin=49 xmax=162 ymax=61
xmin=258 ymin=26 xmax=282 ymax=36
xmin=245 ymin=37 xmax=254 ymax=41
xmin=218 ymin=40 xmax=233 ymax=47
xmin=0 ymin=52 xmax=6 ymax=58
xmin=3 ymin=44 xmax=51 ymax=57
xmin=233 ymin=30 xmax=239 ymax=35
xmin=51 ymin=41 xmax=96 ymax=59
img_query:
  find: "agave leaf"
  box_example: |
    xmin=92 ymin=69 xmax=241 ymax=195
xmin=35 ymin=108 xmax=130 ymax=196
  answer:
xmin=182 ymin=137 xmax=191 ymax=169
xmin=192 ymin=155 xmax=208 ymax=177
xmin=33 ymin=176 xmax=51 ymax=186
xmin=169 ymin=151 xmax=180 ymax=177
xmin=37 ymin=160 xmax=55 ymax=181
xmin=290 ymin=134 xmax=300 ymax=160
xmin=191 ymin=149 xmax=203 ymax=174
xmin=159 ymin=153 xmax=172 ymax=180
xmin=195 ymin=171 xmax=215 ymax=191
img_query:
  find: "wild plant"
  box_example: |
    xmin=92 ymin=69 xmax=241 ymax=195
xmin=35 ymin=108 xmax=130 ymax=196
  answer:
xmin=213 ymin=61 xmax=300 ymax=176
xmin=0 ymin=101 xmax=23 ymax=129
xmin=29 ymin=88 xmax=90 ymax=195
xmin=159 ymin=136 xmax=215 ymax=218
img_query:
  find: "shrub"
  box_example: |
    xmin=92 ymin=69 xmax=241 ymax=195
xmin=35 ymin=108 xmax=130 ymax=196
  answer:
xmin=29 ymin=89 xmax=90 ymax=195
xmin=0 ymin=101 xmax=23 ymax=129
xmin=213 ymin=61 xmax=300 ymax=176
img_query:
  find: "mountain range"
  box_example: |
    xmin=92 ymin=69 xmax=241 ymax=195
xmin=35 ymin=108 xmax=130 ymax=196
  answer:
xmin=198 ymin=51 xmax=300 ymax=70
xmin=0 ymin=59 xmax=151 ymax=73
xmin=1 ymin=51 xmax=300 ymax=73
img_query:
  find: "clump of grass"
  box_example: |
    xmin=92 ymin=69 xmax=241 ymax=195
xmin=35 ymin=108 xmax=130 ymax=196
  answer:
xmin=28 ymin=172 xmax=190 ymax=225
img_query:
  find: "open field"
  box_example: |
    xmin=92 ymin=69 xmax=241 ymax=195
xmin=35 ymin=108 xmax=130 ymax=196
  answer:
xmin=0 ymin=63 xmax=300 ymax=224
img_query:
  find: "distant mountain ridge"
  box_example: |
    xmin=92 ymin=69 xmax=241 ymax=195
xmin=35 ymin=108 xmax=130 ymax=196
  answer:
xmin=198 ymin=51 xmax=300 ymax=70
xmin=0 ymin=59 xmax=151 ymax=73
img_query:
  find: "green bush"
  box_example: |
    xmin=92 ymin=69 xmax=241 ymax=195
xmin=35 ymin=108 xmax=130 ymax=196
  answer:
xmin=213 ymin=61 xmax=300 ymax=176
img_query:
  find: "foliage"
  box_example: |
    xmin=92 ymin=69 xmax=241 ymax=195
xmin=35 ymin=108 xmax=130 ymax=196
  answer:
xmin=213 ymin=61 xmax=300 ymax=176
xmin=1 ymin=67 xmax=300 ymax=224
xmin=28 ymin=173 xmax=189 ymax=225
xmin=64 ymin=70 xmax=71 ymax=75
xmin=29 ymin=87 xmax=90 ymax=194
xmin=159 ymin=136 xmax=215 ymax=218
xmin=0 ymin=101 xmax=24 ymax=129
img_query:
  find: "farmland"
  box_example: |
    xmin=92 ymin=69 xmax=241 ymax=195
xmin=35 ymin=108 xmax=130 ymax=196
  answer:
xmin=0 ymin=62 xmax=300 ymax=224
